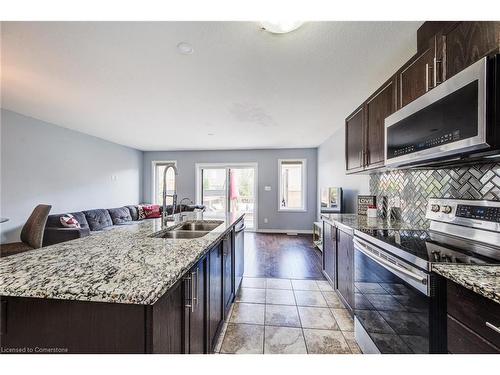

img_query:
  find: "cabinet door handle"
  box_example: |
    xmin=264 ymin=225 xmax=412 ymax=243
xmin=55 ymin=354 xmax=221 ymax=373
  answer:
xmin=358 ymin=151 xmax=363 ymax=167
xmin=190 ymin=270 xmax=197 ymax=313
xmin=192 ymin=267 xmax=199 ymax=308
xmin=486 ymin=322 xmax=500 ymax=335
xmin=185 ymin=276 xmax=192 ymax=310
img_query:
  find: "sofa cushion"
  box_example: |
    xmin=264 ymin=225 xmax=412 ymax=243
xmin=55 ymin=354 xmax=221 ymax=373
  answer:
xmin=126 ymin=205 xmax=139 ymax=221
xmin=83 ymin=209 xmax=113 ymax=231
xmin=46 ymin=212 xmax=89 ymax=229
xmin=108 ymin=207 xmax=132 ymax=225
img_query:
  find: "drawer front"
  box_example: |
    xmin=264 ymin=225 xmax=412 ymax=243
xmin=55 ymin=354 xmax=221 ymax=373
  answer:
xmin=447 ymin=280 xmax=500 ymax=348
xmin=448 ymin=316 xmax=499 ymax=354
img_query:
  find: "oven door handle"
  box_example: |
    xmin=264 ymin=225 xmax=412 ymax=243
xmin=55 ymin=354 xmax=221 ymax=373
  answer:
xmin=353 ymin=238 xmax=428 ymax=285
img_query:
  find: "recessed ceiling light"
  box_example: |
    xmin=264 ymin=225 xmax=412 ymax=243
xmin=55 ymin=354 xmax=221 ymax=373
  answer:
xmin=207 ymin=133 xmax=215 ymax=136
xmin=177 ymin=42 xmax=194 ymax=55
xmin=260 ymin=21 xmax=303 ymax=34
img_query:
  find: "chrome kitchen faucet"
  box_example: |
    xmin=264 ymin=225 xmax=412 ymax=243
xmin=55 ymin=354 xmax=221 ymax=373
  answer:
xmin=162 ymin=163 xmax=178 ymax=229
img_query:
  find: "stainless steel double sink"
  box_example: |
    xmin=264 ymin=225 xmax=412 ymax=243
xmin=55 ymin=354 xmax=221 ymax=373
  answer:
xmin=151 ymin=220 xmax=223 ymax=239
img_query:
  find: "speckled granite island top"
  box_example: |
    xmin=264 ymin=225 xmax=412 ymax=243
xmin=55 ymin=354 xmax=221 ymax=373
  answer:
xmin=321 ymin=213 xmax=420 ymax=231
xmin=432 ymin=264 xmax=500 ymax=304
xmin=0 ymin=212 xmax=244 ymax=305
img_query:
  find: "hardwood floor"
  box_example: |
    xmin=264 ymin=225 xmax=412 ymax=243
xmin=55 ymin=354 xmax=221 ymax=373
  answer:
xmin=243 ymin=232 xmax=324 ymax=280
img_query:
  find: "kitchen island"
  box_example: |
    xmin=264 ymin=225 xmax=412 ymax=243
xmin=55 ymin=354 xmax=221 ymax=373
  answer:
xmin=0 ymin=212 xmax=245 ymax=353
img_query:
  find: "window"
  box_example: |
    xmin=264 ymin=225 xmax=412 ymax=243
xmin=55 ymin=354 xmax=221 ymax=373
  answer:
xmin=153 ymin=161 xmax=177 ymax=205
xmin=278 ymin=159 xmax=306 ymax=211
xmin=195 ymin=163 xmax=258 ymax=230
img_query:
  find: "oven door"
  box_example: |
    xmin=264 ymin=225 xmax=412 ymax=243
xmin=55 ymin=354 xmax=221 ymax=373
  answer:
xmin=353 ymin=237 xmax=432 ymax=354
xmin=385 ymin=56 xmax=489 ymax=167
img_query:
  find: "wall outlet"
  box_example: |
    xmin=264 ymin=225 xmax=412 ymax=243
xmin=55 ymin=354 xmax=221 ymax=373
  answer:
xmin=264 ymin=186 xmax=272 ymax=191
xmin=264 ymin=218 xmax=268 ymax=223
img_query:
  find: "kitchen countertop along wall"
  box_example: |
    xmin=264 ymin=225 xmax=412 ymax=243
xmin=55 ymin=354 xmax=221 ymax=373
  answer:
xmin=433 ymin=264 xmax=499 ymax=304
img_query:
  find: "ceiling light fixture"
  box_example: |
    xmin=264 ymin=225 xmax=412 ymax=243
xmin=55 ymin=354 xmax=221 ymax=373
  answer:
xmin=259 ymin=21 xmax=303 ymax=34
xmin=176 ymin=42 xmax=194 ymax=55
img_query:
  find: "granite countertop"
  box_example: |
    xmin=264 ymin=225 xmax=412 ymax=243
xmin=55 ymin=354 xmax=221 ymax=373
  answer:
xmin=321 ymin=213 xmax=420 ymax=231
xmin=432 ymin=264 xmax=500 ymax=304
xmin=0 ymin=211 xmax=244 ymax=306
xmin=323 ymin=214 xmax=499 ymax=304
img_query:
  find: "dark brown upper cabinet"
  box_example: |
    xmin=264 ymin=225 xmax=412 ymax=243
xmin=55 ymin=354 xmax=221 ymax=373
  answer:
xmin=398 ymin=36 xmax=439 ymax=108
xmin=345 ymin=76 xmax=396 ymax=173
xmin=344 ymin=21 xmax=500 ymax=175
xmin=365 ymin=77 xmax=396 ymax=168
xmin=345 ymin=106 xmax=365 ymax=173
xmin=441 ymin=22 xmax=500 ymax=79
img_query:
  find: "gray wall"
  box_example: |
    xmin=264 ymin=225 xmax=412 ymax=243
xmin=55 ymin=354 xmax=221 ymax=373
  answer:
xmin=317 ymin=127 xmax=370 ymax=215
xmin=143 ymin=149 xmax=317 ymax=231
xmin=0 ymin=109 xmax=143 ymax=244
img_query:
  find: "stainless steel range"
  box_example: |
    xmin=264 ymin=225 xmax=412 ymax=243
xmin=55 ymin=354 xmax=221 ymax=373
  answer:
xmin=353 ymin=198 xmax=500 ymax=354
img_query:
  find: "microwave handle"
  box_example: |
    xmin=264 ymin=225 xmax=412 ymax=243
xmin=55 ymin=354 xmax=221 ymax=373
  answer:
xmin=433 ymin=57 xmax=442 ymax=86
xmin=425 ymin=63 xmax=434 ymax=92
xmin=353 ymin=238 xmax=427 ymax=285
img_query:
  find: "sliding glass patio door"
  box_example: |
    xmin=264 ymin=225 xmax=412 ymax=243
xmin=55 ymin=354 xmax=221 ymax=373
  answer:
xmin=197 ymin=164 xmax=257 ymax=230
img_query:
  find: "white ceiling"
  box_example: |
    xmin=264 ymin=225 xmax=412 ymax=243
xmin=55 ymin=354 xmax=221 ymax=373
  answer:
xmin=0 ymin=21 xmax=422 ymax=151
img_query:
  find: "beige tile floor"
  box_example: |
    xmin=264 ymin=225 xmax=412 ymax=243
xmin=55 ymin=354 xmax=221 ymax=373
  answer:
xmin=215 ymin=277 xmax=362 ymax=354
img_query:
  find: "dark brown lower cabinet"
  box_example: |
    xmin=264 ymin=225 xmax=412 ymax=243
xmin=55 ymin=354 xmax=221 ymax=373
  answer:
xmin=208 ymin=242 xmax=223 ymax=351
xmin=222 ymin=232 xmax=234 ymax=316
xmin=446 ymin=280 xmax=500 ymax=353
xmin=336 ymin=228 xmax=354 ymax=314
xmin=186 ymin=257 xmax=207 ymax=354
xmin=150 ymin=277 xmax=186 ymax=354
xmin=322 ymin=222 xmax=336 ymax=287
xmin=0 ymin=295 xmax=147 ymax=354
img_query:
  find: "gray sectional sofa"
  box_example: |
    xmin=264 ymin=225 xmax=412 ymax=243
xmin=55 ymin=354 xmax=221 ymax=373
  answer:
xmin=43 ymin=204 xmax=204 ymax=246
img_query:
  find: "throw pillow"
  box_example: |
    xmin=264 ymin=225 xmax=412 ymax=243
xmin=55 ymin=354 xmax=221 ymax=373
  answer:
xmin=142 ymin=204 xmax=161 ymax=219
xmin=137 ymin=205 xmax=146 ymax=220
xmin=60 ymin=214 xmax=81 ymax=228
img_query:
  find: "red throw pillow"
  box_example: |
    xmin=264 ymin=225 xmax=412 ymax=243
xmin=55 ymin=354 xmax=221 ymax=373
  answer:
xmin=142 ymin=204 xmax=161 ymax=219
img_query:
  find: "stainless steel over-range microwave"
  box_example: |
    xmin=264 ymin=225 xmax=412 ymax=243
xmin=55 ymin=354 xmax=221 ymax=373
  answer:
xmin=385 ymin=54 xmax=499 ymax=167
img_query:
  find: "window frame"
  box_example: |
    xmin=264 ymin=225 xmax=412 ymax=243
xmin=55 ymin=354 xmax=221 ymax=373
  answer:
xmin=152 ymin=160 xmax=177 ymax=205
xmin=278 ymin=158 xmax=307 ymax=213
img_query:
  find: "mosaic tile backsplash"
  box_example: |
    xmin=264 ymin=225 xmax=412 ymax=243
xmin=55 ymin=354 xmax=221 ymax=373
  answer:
xmin=369 ymin=163 xmax=500 ymax=228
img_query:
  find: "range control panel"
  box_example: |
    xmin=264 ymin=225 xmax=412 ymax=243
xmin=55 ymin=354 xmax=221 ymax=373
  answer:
xmin=426 ymin=198 xmax=500 ymax=231
xmin=456 ymin=205 xmax=500 ymax=222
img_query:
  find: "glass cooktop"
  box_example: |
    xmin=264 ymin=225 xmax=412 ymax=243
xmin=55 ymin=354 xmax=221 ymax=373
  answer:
xmin=357 ymin=228 xmax=500 ymax=265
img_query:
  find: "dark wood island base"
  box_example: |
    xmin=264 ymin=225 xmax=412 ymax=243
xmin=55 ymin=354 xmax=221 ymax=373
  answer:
xmin=0 ymin=218 xmax=244 ymax=354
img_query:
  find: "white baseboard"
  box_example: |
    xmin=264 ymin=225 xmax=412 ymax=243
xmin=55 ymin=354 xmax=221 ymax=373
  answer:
xmin=254 ymin=229 xmax=313 ymax=235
